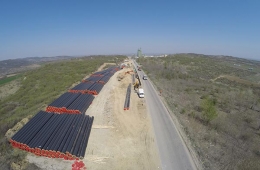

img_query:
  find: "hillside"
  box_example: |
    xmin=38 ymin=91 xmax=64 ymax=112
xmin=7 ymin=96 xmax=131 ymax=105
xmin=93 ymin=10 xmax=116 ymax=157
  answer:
xmin=0 ymin=56 xmax=73 ymax=77
xmin=137 ymin=54 xmax=260 ymax=170
xmin=0 ymin=55 xmax=125 ymax=169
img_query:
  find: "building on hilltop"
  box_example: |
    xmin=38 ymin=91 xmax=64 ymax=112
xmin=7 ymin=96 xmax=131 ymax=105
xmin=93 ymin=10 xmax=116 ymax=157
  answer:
xmin=137 ymin=48 xmax=142 ymax=58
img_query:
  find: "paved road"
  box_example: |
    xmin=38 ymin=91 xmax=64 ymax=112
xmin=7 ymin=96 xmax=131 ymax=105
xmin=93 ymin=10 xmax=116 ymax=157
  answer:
xmin=134 ymin=62 xmax=196 ymax=170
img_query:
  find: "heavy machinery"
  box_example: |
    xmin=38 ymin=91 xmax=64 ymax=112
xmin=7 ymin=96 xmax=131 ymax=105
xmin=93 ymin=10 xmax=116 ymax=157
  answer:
xmin=133 ymin=81 xmax=144 ymax=97
xmin=133 ymin=81 xmax=140 ymax=90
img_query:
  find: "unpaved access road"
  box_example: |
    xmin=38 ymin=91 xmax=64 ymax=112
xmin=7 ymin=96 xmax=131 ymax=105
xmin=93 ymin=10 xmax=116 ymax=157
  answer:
xmin=28 ymin=66 xmax=160 ymax=170
xmin=85 ymin=67 xmax=160 ymax=169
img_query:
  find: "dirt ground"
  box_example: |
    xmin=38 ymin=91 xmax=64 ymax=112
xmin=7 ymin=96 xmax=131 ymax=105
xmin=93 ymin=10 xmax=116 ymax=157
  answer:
xmin=27 ymin=64 xmax=160 ymax=169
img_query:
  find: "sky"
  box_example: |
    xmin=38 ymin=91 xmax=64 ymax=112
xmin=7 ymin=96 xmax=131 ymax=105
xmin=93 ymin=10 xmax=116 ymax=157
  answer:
xmin=0 ymin=0 xmax=260 ymax=60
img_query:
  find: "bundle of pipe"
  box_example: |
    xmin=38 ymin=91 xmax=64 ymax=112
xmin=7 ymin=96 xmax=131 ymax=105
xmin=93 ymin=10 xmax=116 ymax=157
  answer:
xmin=10 ymin=111 xmax=94 ymax=160
xmin=97 ymin=75 xmax=111 ymax=84
xmin=91 ymin=73 xmax=103 ymax=77
xmin=69 ymin=83 xmax=103 ymax=95
xmin=46 ymin=93 xmax=81 ymax=113
xmin=110 ymin=66 xmax=120 ymax=72
xmin=71 ymin=82 xmax=94 ymax=90
xmin=93 ymin=70 xmax=109 ymax=76
xmin=82 ymin=76 xmax=102 ymax=83
xmin=69 ymin=82 xmax=96 ymax=94
xmin=47 ymin=94 xmax=94 ymax=114
xmin=67 ymin=94 xmax=94 ymax=114
xmin=48 ymin=93 xmax=81 ymax=108
xmin=124 ymin=84 xmax=131 ymax=110
xmin=87 ymin=83 xmax=104 ymax=95
xmin=91 ymin=66 xmax=119 ymax=77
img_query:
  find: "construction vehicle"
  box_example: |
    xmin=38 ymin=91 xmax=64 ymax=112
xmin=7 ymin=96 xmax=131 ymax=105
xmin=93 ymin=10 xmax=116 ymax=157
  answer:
xmin=125 ymin=70 xmax=133 ymax=75
xmin=133 ymin=81 xmax=144 ymax=97
xmin=133 ymin=81 xmax=140 ymax=90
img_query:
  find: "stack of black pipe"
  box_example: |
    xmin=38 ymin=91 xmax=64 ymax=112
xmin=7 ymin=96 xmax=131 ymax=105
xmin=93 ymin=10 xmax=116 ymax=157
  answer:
xmin=84 ymin=76 xmax=102 ymax=82
xmin=99 ymin=75 xmax=111 ymax=84
xmin=11 ymin=111 xmax=94 ymax=159
xmin=92 ymin=66 xmax=119 ymax=77
xmin=10 ymin=65 xmax=120 ymax=160
xmin=70 ymin=66 xmax=120 ymax=95
xmin=12 ymin=111 xmax=53 ymax=146
xmin=47 ymin=93 xmax=93 ymax=114
xmin=67 ymin=94 xmax=94 ymax=113
xmin=49 ymin=93 xmax=81 ymax=108
xmin=88 ymin=83 xmax=104 ymax=94
xmin=124 ymin=84 xmax=131 ymax=110
xmin=93 ymin=70 xmax=108 ymax=76
xmin=71 ymin=82 xmax=94 ymax=90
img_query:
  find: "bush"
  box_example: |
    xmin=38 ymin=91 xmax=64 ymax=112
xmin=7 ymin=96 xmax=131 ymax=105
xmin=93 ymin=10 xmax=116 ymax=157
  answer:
xmin=201 ymin=97 xmax=218 ymax=123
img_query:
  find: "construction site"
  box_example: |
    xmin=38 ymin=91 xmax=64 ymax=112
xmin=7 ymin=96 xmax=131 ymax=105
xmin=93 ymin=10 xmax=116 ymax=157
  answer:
xmin=8 ymin=60 xmax=160 ymax=170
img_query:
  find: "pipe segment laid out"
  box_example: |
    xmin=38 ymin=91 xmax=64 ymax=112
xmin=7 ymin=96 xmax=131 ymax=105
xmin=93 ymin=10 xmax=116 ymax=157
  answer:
xmin=124 ymin=84 xmax=131 ymax=110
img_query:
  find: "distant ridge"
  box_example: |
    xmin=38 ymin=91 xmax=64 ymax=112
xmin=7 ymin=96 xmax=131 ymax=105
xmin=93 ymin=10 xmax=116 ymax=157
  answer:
xmin=0 ymin=56 xmax=73 ymax=77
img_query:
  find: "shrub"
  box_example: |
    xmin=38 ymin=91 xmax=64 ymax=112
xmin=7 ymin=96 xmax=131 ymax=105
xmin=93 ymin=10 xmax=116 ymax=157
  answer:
xmin=201 ymin=97 xmax=218 ymax=123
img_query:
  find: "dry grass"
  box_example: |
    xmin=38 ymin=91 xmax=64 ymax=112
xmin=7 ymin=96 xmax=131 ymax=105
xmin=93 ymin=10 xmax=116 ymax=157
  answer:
xmin=137 ymin=54 xmax=260 ymax=170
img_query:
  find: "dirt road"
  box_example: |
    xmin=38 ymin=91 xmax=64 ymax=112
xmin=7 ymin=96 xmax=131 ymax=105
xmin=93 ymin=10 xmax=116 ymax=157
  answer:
xmin=85 ymin=67 xmax=160 ymax=169
xmin=27 ymin=66 xmax=160 ymax=169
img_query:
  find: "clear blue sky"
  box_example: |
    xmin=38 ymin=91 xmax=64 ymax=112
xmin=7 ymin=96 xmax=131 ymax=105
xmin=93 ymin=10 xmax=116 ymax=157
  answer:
xmin=0 ymin=0 xmax=259 ymax=60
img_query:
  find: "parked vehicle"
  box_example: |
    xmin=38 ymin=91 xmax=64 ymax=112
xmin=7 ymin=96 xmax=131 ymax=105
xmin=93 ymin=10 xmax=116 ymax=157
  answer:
xmin=138 ymin=88 xmax=144 ymax=98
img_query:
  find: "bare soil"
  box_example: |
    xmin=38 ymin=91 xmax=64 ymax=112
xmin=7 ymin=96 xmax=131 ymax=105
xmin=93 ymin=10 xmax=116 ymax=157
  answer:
xmin=27 ymin=66 xmax=160 ymax=169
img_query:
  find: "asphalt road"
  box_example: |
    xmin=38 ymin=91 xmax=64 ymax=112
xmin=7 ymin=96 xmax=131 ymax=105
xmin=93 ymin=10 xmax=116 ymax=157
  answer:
xmin=134 ymin=62 xmax=196 ymax=170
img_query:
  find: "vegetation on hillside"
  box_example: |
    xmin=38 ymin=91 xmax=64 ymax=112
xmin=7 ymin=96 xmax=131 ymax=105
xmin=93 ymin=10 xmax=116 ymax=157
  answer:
xmin=0 ymin=75 xmax=21 ymax=86
xmin=137 ymin=54 xmax=260 ymax=170
xmin=0 ymin=55 xmax=125 ymax=169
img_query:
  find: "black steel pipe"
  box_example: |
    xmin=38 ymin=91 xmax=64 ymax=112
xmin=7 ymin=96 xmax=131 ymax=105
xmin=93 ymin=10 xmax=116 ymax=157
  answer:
xmin=12 ymin=111 xmax=45 ymax=141
xmin=66 ymin=114 xmax=84 ymax=153
xmin=79 ymin=116 xmax=94 ymax=158
xmin=71 ymin=116 xmax=90 ymax=156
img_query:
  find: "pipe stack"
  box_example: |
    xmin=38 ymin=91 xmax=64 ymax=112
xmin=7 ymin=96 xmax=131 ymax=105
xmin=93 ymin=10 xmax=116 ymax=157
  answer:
xmin=124 ymin=84 xmax=131 ymax=110
xmin=10 ymin=66 xmax=120 ymax=160
xmin=10 ymin=111 xmax=94 ymax=160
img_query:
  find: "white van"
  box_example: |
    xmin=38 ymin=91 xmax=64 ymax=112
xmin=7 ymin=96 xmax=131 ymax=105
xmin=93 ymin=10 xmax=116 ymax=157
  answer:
xmin=138 ymin=88 xmax=144 ymax=98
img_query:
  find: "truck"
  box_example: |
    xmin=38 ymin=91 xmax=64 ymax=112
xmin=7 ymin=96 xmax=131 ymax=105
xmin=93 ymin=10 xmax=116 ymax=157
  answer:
xmin=138 ymin=88 xmax=144 ymax=98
